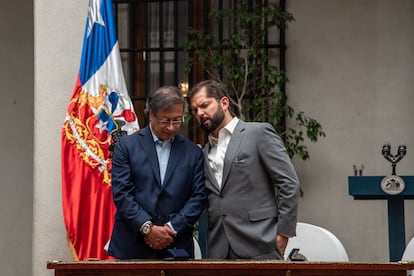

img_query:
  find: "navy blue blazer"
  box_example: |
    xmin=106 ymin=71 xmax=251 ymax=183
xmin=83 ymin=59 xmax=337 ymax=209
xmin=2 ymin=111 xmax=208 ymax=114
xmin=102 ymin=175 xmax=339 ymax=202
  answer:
xmin=108 ymin=126 xmax=206 ymax=259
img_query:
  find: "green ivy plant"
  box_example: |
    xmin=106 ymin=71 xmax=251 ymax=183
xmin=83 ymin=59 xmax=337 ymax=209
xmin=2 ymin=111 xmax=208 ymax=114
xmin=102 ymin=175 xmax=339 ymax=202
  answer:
xmin=184 ymin=0 xmax=325 ymax=161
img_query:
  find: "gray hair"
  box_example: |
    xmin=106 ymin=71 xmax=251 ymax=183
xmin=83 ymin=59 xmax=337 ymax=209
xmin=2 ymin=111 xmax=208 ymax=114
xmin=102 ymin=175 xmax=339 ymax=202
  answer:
xmin=144 ymin=86 xmax=186 ymax=117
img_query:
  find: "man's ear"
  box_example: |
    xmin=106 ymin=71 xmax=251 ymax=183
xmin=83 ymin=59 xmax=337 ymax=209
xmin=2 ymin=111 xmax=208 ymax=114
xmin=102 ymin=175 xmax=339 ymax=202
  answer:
xmin=220 ymin=96 xmax=230 ymax=109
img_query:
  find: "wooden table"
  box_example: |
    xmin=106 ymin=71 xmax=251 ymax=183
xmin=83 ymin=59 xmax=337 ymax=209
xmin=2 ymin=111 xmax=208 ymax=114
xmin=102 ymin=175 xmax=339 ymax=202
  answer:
xmin=47 ymin=260 xmax=414 ymax=276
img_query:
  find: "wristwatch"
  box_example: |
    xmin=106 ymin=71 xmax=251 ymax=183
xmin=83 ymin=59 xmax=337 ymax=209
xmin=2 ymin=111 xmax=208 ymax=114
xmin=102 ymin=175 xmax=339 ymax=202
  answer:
xmin=140 ymin=221 xmax=153 ymax=236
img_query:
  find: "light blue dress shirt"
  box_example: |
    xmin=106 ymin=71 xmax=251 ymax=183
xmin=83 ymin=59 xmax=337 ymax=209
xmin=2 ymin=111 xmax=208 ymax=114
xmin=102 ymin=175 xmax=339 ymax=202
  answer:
xmin=148 ymin=126 xmax=175 ymax=231
xmin=155 ymin=138 xmax=172 ymax=185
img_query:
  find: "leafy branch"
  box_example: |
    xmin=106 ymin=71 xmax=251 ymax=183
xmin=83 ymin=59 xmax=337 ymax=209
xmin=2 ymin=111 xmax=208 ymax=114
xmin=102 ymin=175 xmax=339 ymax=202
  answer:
xmin=185 ymin=0 xmax=325 ymax=160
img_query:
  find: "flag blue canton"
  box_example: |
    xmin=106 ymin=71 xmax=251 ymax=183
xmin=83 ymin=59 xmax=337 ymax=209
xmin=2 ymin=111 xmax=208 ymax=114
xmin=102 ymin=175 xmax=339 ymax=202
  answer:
xmin=79 ymin=0 xmax=117 ymax=85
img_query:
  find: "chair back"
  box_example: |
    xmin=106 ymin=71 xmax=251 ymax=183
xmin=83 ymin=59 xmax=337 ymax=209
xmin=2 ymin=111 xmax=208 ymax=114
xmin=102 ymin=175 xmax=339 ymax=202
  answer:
xmin=284 ymin=222 xmax=349 ymax=262
xmin=193 ymin=237 xmax=202 ymax=259
xmin=402 ymin=237 xmax=414 ymax=276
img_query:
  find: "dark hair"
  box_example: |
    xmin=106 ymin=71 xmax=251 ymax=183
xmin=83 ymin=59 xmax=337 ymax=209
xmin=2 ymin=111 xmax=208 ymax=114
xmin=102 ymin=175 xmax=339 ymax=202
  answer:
xmin=187 ymin=80 xmax=228 ymax=102
xmin=144 ymin=86 xmax=186 ymax=117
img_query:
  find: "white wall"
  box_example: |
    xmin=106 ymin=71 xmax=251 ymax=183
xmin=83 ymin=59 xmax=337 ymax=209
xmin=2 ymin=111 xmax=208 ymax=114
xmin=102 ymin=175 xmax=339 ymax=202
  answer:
xmin=33 ymin=0 xmax=84 ymax=275
xmin=0 ymin=1 xmax=34 ymax=275
xmin=287 ymin=0 xmax=414 ymax=262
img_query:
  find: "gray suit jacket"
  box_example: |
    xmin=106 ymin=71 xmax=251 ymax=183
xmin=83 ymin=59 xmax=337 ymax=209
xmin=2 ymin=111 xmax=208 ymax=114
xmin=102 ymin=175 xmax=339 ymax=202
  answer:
xmin=204 ymin=120 xmax=300 ymax=258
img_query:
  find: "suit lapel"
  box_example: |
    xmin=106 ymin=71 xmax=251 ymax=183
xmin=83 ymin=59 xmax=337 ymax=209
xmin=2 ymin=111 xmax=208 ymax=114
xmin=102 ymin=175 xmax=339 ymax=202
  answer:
xmin=221 ymin=121 xmax=245 ymax=188
xmin=138 ymin=126 xmax=162 ymax=186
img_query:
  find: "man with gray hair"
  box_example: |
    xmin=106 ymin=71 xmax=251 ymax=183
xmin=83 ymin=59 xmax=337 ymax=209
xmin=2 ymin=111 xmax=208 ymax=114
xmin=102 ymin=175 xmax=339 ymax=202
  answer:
xmin=108 ymin=86 xmax=206 ymax=259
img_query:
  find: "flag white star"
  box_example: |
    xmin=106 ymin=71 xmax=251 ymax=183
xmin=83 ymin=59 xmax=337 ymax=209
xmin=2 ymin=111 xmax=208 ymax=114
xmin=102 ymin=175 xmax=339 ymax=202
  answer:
xmin=96 ymin=119 xmax=109 ymax=134
xmin=87 ymin=0 xmax=105 ymax=36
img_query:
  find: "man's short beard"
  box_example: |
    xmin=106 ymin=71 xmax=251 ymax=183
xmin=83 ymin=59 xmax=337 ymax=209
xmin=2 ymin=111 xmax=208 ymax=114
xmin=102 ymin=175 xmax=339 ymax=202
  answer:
xmin=200 ymin=107 xmax=225 ymax=133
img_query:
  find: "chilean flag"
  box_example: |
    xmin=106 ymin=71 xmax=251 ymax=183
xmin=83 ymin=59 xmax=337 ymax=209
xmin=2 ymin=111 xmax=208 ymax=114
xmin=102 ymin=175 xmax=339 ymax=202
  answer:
xmin=61 ymin=0 xmax=139 ymax=260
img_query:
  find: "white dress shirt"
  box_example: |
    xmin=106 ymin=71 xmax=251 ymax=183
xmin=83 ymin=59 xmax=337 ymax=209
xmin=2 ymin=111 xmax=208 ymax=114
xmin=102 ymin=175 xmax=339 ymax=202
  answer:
xmin=208 ymin=117 xmax=239 ymax=188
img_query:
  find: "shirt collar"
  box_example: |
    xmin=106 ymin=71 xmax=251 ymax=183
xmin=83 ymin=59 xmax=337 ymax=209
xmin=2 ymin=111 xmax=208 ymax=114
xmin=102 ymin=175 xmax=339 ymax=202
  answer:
xmin=225 ymin=116 xmax=239 ymax=134
xmin=149 ymin=124 xmax=174 ymax=144
xmin=208 ymin=117 xmax=239 ymax=146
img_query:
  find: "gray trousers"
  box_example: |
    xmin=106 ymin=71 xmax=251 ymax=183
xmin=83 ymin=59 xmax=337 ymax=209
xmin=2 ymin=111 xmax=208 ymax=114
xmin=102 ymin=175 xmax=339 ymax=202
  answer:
xmin=226 ymin=245 xmax=283 ymax=260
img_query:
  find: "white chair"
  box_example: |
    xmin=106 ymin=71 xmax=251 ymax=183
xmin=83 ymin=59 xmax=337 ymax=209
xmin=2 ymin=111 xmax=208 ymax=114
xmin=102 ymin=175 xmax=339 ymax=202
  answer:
xmin=284 ymin=222 xmax=349 ymax=262
xmin=402 ymin=236 xmax=414 ymax=260
xmin=401 ymin=236 xmax=414 ymax=276
xmin=193 ymin=237 xmax=202 ymax=259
